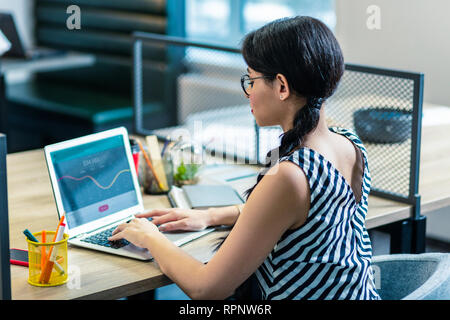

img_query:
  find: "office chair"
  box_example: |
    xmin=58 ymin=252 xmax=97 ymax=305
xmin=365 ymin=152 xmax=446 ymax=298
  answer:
xmin=372 ymin=252 xmax=450 ymax=300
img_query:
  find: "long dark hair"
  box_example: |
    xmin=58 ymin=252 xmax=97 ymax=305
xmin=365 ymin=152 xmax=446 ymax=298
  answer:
xmin=219 ymin=16 xmax=344 ymax=299
xmin=242 ymin=16 xmax=344 ymax=199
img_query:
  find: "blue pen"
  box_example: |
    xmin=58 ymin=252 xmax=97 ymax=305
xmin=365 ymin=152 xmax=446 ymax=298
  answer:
xmin=160 ymin=140 xmax=170 ymax=157
xmin=23 ymin=229 xmax=39 ymax=242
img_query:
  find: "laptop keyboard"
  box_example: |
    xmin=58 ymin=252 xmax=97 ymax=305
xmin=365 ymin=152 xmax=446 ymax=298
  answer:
xmin=81 ymin=226 xmax=130 ymax=249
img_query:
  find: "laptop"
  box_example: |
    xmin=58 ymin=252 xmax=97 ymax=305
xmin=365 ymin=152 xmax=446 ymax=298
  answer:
xmin=44 ymin=127 xmax=214 ymax=261
xmin=0 ymin=12 xmax=65 ymax=59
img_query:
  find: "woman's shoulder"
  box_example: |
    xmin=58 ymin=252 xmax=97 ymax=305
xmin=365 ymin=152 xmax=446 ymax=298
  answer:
xmin=329 ymin=126 xmax=369 ymax=163
xmin=253 ymin=161 xmax=310 ymax=229
xmin=278 ymin=143 xmax=330 ymax=175
xmin=260 ymin=161 xmax=310 ymax=208
xmin=264 ymin=160 xmax=309 ymax=192
xmin=329 ymin=126 xmax=362 ymax=143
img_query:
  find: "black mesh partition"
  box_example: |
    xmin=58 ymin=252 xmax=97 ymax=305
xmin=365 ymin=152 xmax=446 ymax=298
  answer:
xmin=256 ymin=65 xmax=424 ymax=206
xmin=133 ymin=33 xmax=424 ymax=208
xmin=326 ymin=65 xmax=423 ymax=204
xmin=133 ymin=32 xmax=258 ymax=164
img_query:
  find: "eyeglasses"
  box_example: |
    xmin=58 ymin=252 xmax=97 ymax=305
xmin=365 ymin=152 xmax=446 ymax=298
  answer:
xmin=240 ymin=74 xmax=271 ymax=97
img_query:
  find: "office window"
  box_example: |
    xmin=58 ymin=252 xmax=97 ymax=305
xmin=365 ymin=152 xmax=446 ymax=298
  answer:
xmin=186 ymin=0 xmax=336 ymax=46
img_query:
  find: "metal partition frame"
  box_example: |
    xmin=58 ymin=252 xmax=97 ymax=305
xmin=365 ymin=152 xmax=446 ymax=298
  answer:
xmin=0 ymin=133 xmax=11 ymax=300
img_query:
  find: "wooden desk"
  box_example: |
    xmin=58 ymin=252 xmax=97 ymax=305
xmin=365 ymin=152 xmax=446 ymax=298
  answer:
xmin=7 ymin=148 xmax=230 ymax=299
xmin=7 ymin=112 xmax=450 ymax=299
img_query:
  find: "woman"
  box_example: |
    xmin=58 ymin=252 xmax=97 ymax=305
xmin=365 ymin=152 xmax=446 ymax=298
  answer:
xmin=109 ymin=16 xmax=381 ymax=300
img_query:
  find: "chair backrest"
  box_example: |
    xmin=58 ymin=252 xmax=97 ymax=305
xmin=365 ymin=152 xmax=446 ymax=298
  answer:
xmin=34 ymin=0 xmax=185 ymax=96
xmin=0 ymin=133 xmax=11 ymax=300
xmin=372 ymin=253 xmax=450 ymax=300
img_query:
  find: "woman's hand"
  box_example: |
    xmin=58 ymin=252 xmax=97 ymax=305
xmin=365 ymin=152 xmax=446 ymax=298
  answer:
xmin=108 ymin=208 xmax=213 ymax=248
xmin=135 ymin=208 xmax=212 ymax=232
xmin=108 ymin=218 xmax=160 ymax=249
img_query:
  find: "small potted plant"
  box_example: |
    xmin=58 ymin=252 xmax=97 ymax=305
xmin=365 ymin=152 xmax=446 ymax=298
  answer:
xmin=173 ymin=160 xmax=200 ymax=186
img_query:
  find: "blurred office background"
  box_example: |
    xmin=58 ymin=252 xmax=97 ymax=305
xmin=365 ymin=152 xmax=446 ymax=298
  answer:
xmin=3 ymin=0 xmax=450 ymax=105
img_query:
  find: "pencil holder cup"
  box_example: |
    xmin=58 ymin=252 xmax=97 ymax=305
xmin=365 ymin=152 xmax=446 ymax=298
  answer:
xmin=142 ymin=149 xmax=174 ymax=195
xmin=26 ymin=231 xmax=69 ymax=287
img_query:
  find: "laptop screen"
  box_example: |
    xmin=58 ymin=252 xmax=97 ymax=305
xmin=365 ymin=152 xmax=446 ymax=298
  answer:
xmin=50 ymin=135 xmax=139 ymax=229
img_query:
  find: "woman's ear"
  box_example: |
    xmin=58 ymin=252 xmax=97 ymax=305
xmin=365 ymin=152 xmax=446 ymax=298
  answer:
xmin=276 ymin=73 xmax=290 ymax=101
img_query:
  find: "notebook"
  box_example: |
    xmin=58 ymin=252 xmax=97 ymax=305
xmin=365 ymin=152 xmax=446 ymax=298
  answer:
xmin=44 ymin=127 xmax=214 ymax=261
xmin=168 ymin=184 xmax=244 ymax=209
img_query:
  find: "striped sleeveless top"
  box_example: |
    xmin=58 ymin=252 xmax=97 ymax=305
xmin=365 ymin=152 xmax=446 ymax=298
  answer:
xmin=255 ymin=127 xmax=381 ymax=300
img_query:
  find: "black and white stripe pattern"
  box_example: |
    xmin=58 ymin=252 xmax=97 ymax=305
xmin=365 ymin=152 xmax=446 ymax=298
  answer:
xmin=255 ymin=127 xmax=381 ymax=300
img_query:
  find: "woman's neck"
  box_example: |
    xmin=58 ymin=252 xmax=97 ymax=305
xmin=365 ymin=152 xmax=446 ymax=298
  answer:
xmin=281 ymin=102 xmax=331 ymax=149
xmin=301 ymin=106 xmax=331 ymax=147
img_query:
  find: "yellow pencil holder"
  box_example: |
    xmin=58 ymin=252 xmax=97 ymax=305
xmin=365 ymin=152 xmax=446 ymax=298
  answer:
xmin=26 ymin=231 xmax=69 ymax=287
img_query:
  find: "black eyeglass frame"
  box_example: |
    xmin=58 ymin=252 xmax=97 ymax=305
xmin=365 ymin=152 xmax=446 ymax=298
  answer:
xmin=240 ymin=74 xmax=273 ymax=97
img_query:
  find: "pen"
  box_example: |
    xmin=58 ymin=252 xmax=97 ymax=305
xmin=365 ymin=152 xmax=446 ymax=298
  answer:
xmin=53 ymin=260 xmax=65 ymax=276
xmin=40 ymin=230 xmax=65 ymax=275
xmin=41 ymin=231 xmax=63 ymax=275
xmin=160 ymin=139 xmax=170 ymax=157
xmin=23 ymin=229 xmax=39 ymax=243
xmin=40 ymin=221 xmax=66 ymax=283
xmin=41 ymin=230 xmax=47 ymax=271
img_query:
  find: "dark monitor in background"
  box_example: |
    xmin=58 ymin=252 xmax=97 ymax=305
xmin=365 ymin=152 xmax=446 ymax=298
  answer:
xmin=0 ymin=12 xmax=26 ymax=58
xmin=0 ymin=133 xmax=11 ymax=300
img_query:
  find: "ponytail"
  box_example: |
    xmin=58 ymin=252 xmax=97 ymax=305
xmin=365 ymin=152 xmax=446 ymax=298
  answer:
xmin=243 ymin=97 xmax=323 ymax=199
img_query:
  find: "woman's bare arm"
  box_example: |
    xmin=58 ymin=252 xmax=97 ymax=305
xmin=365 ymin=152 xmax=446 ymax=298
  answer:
xmin=113 ymin=161 xmax=309 ymax=299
